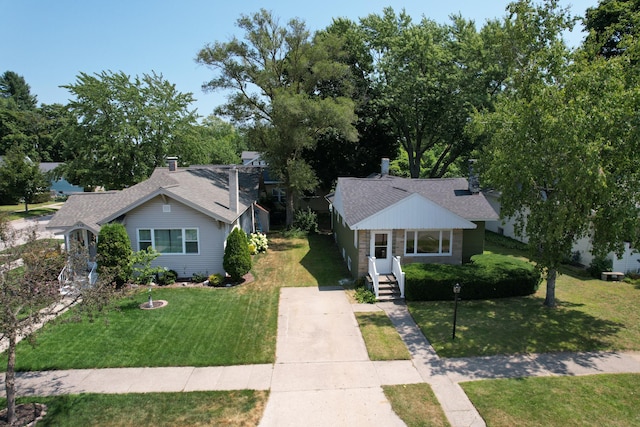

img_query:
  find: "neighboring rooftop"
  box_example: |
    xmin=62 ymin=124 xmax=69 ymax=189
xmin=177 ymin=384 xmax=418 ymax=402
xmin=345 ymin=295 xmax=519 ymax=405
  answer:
xmin=331 ymin=175 xmax=498 ymax=227
xmin=47 ymin=165 xmax=261 ymax=233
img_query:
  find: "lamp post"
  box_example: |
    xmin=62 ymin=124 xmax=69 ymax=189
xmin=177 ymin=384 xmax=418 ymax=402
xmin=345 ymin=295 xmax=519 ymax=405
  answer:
xmin=452 ymin=283 xmax=461 ymax=340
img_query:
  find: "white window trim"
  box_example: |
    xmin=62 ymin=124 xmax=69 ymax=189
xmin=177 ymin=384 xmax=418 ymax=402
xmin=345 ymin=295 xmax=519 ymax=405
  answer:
xmin=404 ymin=229 xmax=453 ymax=256
xmin=137 ymin=227 xmax=200 ymax=255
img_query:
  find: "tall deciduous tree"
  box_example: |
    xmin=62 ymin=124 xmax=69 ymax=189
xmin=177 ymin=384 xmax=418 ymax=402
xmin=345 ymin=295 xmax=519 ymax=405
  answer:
xmin=60 ymin=71 xmax=199 ymax=190
xmin=177 ymin=115 xmax=245 ymax=166
xmin=474 ymin=0 xmax=640 ymax=307
xmin=305 ymin=18 xmax=398 ymax=187
xmin=0 ymin=145 xmax=48 ymax=210
xmin=360 ymin=8 xmax=498 ymax=178
xmin=196 ymin=9 xmax=357 ymax=225
xmin=584 ymin=0 xmax=640 ymax=59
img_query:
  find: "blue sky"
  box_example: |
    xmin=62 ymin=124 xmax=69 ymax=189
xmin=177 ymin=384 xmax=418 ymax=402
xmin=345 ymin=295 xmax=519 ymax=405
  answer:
xmin=2 ymin=0 xmax=598 ymax=118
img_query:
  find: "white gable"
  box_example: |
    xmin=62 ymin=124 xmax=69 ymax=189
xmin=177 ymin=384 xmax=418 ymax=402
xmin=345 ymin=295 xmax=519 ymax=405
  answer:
xmin=352 ymin=193 xmax=476 ymax=230
xmin=331 ymin=181 xmax=345 ymax=217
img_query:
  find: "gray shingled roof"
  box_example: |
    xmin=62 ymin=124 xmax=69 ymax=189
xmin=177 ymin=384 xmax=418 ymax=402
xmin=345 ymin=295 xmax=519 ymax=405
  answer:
xmin=336 ymin=175 xmax=498 ymax=227
xmin=47 ymin=165 xmax=261 ymax=232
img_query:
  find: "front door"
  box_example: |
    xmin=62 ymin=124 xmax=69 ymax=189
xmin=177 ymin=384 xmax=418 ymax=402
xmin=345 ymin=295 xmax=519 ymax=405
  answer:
xmin=371 ymin=231 xmax=392 ymax=273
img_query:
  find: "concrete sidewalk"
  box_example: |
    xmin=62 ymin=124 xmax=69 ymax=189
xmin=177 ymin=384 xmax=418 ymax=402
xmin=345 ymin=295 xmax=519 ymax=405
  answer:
xmin=2 ymin=287 xmax=640 ymax=427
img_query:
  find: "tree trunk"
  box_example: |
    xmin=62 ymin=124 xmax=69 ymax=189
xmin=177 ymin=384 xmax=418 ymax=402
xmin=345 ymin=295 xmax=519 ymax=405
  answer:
xmin=5 ymin=332 xmax=17 ymax=425
xmin=409 ymin=156 xmax=420 ymax=178
xmin=285 ymin=188 xmax=295 ymax=227
xmin=543 ymin=268 xmax=557 ymax=308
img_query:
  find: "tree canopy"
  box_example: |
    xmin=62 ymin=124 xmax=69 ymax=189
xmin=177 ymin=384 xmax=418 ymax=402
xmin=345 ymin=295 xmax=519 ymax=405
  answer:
xmin=197 ymin=9 xmax=358 ymax=225
xmin=584 ymin=0 xmax=640 ymax=59
xmin=60 ymin=71 xmax=199 ymax=190
xmin=0 ymin=144 xmax=48 ymax=210
xmin=359 ymin=8 xmax=502 ymax=178
xmin=474 ymin=0 xmax=640 ymax=307
xmin=0 ymin=71 xmax=37 ymax=111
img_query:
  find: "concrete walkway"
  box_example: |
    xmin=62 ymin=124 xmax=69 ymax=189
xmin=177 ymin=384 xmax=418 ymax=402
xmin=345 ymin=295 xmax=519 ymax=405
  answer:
xmin=2 ymin=287 xmax=640 ymax=426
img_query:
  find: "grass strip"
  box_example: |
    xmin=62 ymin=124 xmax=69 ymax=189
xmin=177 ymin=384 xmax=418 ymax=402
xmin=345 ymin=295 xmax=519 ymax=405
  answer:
xmin=1 ymin=390 xmax=268 ymax=426
xmin=383 ymin=383 xmax=450 ymax=427
xmin=355 ymin=311 xmax=411 ymax=360
xmin=462 ymin=373 xmax=640 ymax=427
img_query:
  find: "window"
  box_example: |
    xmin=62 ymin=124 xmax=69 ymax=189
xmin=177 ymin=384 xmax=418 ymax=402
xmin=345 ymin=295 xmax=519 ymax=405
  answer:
xmin=405 ymin=230 xmax=452 ymax=256
xmin=139 ymin=229 xmax=152 ymax=251
xmin=272 ymin=188 xmax=286 ymax=203
xmin=137 ymin=228 xmax=199 ymax=254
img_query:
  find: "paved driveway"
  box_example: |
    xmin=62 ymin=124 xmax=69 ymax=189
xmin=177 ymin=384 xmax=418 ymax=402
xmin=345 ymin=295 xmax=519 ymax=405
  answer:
xmin=258 ymin=286 xmax=415 ymax=427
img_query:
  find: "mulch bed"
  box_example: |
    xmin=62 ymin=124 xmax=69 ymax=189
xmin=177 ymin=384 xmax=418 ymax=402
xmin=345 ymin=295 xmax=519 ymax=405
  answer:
xmin=0 ymin=403 xmax=47 ymax=426
xmin=164 ymin=272 xmax=255 ymax=288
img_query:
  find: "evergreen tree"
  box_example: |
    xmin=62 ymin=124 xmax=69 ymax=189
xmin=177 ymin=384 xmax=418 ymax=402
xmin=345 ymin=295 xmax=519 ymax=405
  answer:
xmin=223 ymin=228 xmax=252 ymax=282
xmin=96 ymin=223 xmax=132 ymax=286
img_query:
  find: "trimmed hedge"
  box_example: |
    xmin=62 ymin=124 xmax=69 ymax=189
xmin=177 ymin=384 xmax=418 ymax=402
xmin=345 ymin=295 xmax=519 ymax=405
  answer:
xmin=404 ymin=254 xmax=540 ymax=301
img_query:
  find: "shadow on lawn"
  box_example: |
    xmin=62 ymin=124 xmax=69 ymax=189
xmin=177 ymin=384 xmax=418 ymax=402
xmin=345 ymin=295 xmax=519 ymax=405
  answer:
xmin=411 ymin=295 xmax=624 ymax=360
xmin=266 ymin=234 xmax=306 ymax=252
xmin=301 ymin=233 xmax=350 ymax=287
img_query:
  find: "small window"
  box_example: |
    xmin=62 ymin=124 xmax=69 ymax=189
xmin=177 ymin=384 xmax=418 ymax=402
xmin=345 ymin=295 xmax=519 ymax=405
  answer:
xmin=185 ymin=228 xmax=199 ymax=254
xmin=272 ymin=188 xmax=286 ymax=203
xmin=139 ymin=229 xmax=152 ymax=251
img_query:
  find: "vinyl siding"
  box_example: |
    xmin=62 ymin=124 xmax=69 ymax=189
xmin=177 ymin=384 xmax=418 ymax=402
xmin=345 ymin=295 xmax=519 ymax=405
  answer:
xmin=333 ymin=210 xmax=360 ymax=278
xmin=462 ymin=222 xmax=486 ymax=262
xmin=124 ymin=196 xmax=227 ymax=278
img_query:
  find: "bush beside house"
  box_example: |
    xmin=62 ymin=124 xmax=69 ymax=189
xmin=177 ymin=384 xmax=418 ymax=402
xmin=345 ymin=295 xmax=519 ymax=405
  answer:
xmin=223 ymin=228 xmax=252 ymax=282
xmin=404 ymin=254 xmax=540 ymax=301
xmin=96 ymin=223 xmax=133 ymax=286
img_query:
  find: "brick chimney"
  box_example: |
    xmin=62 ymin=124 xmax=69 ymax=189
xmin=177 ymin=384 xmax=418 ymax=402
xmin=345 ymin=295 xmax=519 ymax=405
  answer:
xmin=229 ymin=166 xmax=239 ymax=214
xmin=381 ymin=158 xmax=390 ymax=176
xmin=167 ymin=156 xmax=178 ymax=172
xmin=468 ymin=159 xmax=480 ymax=194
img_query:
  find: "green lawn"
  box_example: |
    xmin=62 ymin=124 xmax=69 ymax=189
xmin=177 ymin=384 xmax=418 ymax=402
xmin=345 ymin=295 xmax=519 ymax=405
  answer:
xmin=409 ymin=240 xmax=640 ymax=358
xmin=2 ymin=390 xmax=268 ymax=426
xmin=355 ymin=311 xmax=411 ymax=360
xmin=383 ymin=383 xmax=450 ymax=427
xmin=462 ymin=373 xmax=640 ymax=427
xmin=1 ymin=233 xmax=348 ymax=371
xmin=0 ymin=202 xmax=60 ymax=220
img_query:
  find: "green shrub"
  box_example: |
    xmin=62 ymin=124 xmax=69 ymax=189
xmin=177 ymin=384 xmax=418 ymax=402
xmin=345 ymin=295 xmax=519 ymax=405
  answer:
xmin=131 ymin=247 xmax=164 ymax=285
xmin=96 ymin=223 xmax=132 ymax=286
xmin=156 ymin=269 xmax=177 ymax=286
xmin=192 ymin=272 xmax=208 ymax=283
xmin=223 ymin=228 xmax=252 ymax=282
xmin=355 ymin=286 xmax=377 ymax=304
xmin=207 ymin=273 xmax=224 ymax=287
xmin=404 ymin=254 xmax=541 ymax=301
xmin=587 ymin=256 xmax=613 ymax=278
xmin=485 ymin=231 xmax=528 ymax=251
xmin=292 ymin=208 xmax=318 ymax=234
xmin=249 ymin=232 xmax=268 ymax=253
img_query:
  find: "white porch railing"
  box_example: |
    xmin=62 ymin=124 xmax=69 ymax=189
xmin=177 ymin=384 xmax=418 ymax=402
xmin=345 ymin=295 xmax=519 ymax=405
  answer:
xmin=58 ymin=261 xmax=99 ymax=295
xmin=367 ymin=256 xmax=380 ymax=298
xmin=88 ymin=261 xmax=98 ymax=285
xmin=392 ymin=256 xmax=405 ymax=298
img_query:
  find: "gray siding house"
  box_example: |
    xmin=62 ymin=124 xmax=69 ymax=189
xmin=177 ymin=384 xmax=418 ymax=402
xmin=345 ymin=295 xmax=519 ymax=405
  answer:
xmin=327 ymin=167 xmax=498 ymax=279
xmin=47 ymin=160 xmax=267 ymax=279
